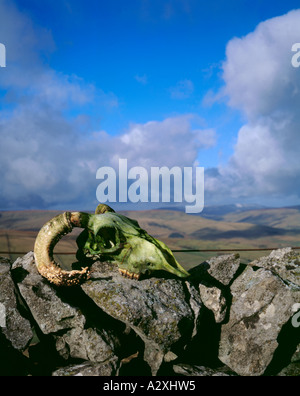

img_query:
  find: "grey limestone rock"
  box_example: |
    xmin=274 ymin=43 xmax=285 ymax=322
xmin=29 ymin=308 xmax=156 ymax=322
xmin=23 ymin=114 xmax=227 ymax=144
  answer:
xmin=52 ymin=357 xmax=119 ymax=376
xmin=0 ymin=257 xmax=33 ymax=350
xmin=12 ymin=252 xmax=119 ymax=364
xmin=198 ymin=283 xmax=227 ymax=323
xmin=1 ymin=248 xmax=300 ymax=376
xmin=12 ymin=253 xmax=85 ymax=334
xmin=81 ymin=261 xmax=199 ymax=375
xmin=219 ymin=248 xmax=300 ymax=376
xmin=190 ymin=253 xmax=241 ymax=286
xmin=173 ymin=363 xmax=237 ymax=376
xmin=250 ymin=247 xmax=300 ymax=287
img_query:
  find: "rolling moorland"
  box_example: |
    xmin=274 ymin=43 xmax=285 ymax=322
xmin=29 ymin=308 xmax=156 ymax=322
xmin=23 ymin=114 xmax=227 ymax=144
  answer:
xmin=1 ymin=205 xmax=300 ymax=270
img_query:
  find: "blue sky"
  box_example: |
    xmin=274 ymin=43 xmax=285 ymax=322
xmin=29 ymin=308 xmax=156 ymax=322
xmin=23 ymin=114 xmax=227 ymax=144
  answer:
xmin=1 ymin=0 xmax=300 ymax=211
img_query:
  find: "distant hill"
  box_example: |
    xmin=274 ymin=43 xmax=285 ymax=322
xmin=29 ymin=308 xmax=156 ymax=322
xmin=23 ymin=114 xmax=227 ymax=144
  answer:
xmin=157 ymin=203 xmax=267 ymax=221
xmin=222 ymin=206 xmax=300 ymax=230
xmin=199 ymin=204 xmax=266 ymax=221
xmin=1 ymin=206 xmax=300 ymax=269
xmin=0 ymin=210 xmax=63 ymax=231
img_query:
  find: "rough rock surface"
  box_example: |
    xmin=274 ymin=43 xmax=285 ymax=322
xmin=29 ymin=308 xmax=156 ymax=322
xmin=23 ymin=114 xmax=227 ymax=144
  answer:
xmin=198 ymin=283 xmax=227 ymax=323
xmin=219 ymin=248 xmax=300 ymax=376
xmin=0 ymin=249 xmax=300 ymax=376
xmin=173 ymin=363 xmax=237 ymax=376
xmin=12 ymin=254 xmax=86 ymax=334
xmin=52 ymin=357 xmax=119 ymax=376
xmin=11 ymin=253 xmax=121 ymax=365
xmin=0 ymin=257 xmax=33 ymax=350
xmin=190 ymin=253 xmax=241 ymax=286
xmin=81 ymin=261 xmax=198 ymax=374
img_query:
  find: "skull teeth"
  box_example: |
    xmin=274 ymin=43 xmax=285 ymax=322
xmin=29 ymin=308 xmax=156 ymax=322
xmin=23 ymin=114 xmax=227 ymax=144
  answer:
xmin=119 ymin=269 xmax=140 ymax=280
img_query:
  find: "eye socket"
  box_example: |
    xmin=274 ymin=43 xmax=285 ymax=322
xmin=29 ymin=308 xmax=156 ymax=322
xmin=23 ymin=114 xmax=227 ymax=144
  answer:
xmin=96 ymin=226 xmax=118 ymax=248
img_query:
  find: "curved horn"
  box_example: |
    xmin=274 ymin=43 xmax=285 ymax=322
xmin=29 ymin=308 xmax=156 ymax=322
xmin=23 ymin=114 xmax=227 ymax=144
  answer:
xmin=34 ymin=212 xmax=90 ymax=286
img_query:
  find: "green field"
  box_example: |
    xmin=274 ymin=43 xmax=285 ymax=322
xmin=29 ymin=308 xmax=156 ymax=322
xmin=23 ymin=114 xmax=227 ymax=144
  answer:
xmin=1 ymin=207 xmax=300 ymax=270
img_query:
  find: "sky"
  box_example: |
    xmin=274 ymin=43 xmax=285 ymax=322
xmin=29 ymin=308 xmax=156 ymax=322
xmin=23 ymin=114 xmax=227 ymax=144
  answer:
xmin=1 ymin=0 xmax=300 ymax=211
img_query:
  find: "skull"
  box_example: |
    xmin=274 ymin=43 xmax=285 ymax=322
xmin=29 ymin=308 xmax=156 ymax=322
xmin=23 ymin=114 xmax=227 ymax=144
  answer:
xmin=34 ymin=204 xmax=190 ymax=286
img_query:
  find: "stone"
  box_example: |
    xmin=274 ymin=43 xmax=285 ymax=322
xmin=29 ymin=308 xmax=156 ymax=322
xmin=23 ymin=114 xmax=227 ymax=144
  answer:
xmin=186 ymin=255 xmax=232 ymax=329
xmin=184 ymin=281 xmax=203 ymax=338
xmin=173 ymin=363 xmax=237 ymax=376
xmin=206 ymin=254 xmax=241 ymax=286
xmin=173 ymin=363 xmax=236 ymax=377
xmin=2 ymin=247 xmax=300 ymax=376
xmin=0 ymin=257 xmax=33 ymax=350
xmin=52 ymin=357 xmax=119 ymax=376
xmin=250 ymin=247 xmax=300 ymax=287
xmin=55 ymin=327 xmax=118 ymax=363
xmin=277 ymin=362 xmax=300 ymax=376
xmin=219 ymin=249 xmax=300 ymax=376
xmin=198 ymin=283 xmax=227 ymax=323
xmin=291 ymin=343 xmax=300 ymax=363
xmin=81 ymin=261 xmax=198 ymax=374
xmin=189 ymin=253 xmax=241 ymax=286
xmin=12 ymin=253 xmax=120 ymax=364
xmin=12 ymin=253 xmax=85 ymax=334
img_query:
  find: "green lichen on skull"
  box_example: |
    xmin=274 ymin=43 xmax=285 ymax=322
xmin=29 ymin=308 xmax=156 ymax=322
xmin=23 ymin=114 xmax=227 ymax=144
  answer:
xmin=34 ymin=204 xmax=189 ymax=286
xmin=77 ymin=204 xmax=190 ymax=280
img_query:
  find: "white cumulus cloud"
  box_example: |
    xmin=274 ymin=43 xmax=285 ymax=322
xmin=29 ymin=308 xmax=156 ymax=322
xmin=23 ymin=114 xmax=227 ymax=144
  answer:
xmin=0 ymin=1 xmax=215 ymax=210
xmin=206 ymin=9 xmax=300 ymax=206
xmin=117 ymin=115 xmax=216 ymax=169
xmin=0 ymin=0 xmax=114 ymax=209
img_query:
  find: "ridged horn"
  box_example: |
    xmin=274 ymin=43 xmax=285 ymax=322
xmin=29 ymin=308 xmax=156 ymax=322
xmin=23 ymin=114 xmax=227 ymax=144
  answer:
xmin=34 ymin=212 xmax=90 ymax=286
